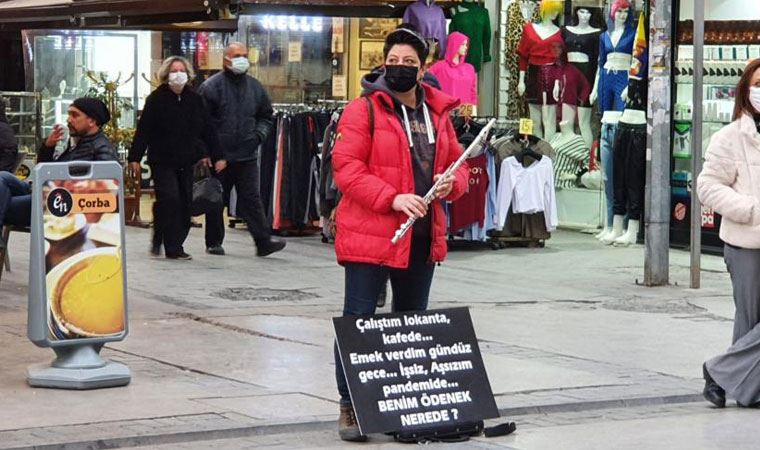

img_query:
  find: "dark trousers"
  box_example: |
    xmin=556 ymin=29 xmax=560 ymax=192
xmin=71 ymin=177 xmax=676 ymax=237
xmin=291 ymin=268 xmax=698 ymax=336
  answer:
xmin=612 ymin=123 xmax=647 ymax=219
xmin=335 ymin=239 xmax=435 ymax=405
xmin=205 ymin=159 xmax=271 ymax=247
xmin=151 ymin=164 xmax=193 ymax=257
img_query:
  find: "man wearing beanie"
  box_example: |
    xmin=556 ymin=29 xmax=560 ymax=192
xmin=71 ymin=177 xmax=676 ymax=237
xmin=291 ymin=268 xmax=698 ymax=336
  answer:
xmin=37 ymin=97 xmax=118 ymax=162
xmin=0 ymin=97 xmax=118 ymax=243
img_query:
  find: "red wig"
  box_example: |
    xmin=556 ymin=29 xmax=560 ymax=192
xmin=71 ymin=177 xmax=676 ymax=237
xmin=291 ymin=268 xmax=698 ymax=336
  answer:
xmin=610 ymin=0 xmax=631 ymax=20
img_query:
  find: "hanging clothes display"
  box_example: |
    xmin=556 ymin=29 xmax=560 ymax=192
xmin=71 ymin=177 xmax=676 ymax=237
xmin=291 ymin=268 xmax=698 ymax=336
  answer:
xmin=260 ymin=108 xmax=331 ymax=232
xmin=449 ymin=1 xmax=492 ymax=72
xmin=491 ymin=135 xmax=555 ymax=240
xmin=495 ymin=155 xmax=558 ymax=232
xmin=449 ymin=153 xmax=489 ymax=230
xmin=403 ymin=0 xmax=448 ymax=58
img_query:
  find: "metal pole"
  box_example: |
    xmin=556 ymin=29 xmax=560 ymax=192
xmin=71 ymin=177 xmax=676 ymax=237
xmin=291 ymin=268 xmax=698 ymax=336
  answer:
xmin=690 ymin=0 xmax=705 ymax=289
xmin=644 ymin=0 xmax=673 ymax=286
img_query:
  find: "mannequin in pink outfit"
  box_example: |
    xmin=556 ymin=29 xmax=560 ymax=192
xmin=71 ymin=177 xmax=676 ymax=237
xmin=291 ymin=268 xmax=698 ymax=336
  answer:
xmin=428 ymin=31 xmax=478 ymax=106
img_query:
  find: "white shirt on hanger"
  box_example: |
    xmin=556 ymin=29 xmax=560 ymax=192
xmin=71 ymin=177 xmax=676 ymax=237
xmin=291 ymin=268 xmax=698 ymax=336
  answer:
xmin=495 ymin=156 xmax=558 ymax=232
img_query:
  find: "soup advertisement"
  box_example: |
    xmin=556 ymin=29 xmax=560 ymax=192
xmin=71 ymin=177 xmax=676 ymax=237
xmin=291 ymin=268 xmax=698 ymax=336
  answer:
xmin=41 ymin=179 xmax=125 ymax=342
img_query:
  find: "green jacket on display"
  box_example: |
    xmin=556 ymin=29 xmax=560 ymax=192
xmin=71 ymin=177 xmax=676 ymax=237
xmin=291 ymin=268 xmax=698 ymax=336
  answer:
xmin=449 ymin=2 xmax=492 ymax=73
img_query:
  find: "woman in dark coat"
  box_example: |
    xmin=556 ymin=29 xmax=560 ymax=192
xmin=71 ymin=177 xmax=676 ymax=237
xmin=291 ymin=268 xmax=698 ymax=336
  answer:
xmin=128 ymin=56 xmax=220 ymax=260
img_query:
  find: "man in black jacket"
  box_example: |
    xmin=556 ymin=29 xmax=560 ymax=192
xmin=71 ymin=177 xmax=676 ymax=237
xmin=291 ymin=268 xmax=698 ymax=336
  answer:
xmin=0 ymin=98 xmax=118 ymax=241
xmin=200 ymin=42 xmax=285 ymax=257
xmin=38 ymin=97 xmax=118 ymax=163
xmin=0 ymin=99 xmax=18 ymax=173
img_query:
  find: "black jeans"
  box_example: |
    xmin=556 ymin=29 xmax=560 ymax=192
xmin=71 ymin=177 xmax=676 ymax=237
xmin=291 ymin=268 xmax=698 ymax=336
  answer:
xmin=334 ymin=238 xmax=435 ymax=406
xmin=612 ymin=123 xmax=647 ymax=219
xmin=205 ymin=159 xmax=271 ymax=247
xmin=151 ymin=164 xmax=193 ymax=257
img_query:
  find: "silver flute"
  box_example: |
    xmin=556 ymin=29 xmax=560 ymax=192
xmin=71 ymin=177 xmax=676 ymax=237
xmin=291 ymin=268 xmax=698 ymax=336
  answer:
xmin=391 ymin=118 xmax=497 ymax=245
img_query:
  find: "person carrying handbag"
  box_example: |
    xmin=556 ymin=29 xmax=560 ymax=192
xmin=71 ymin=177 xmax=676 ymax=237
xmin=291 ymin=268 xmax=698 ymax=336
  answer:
xmin=128 ymin=56 xmax=220 ymax=260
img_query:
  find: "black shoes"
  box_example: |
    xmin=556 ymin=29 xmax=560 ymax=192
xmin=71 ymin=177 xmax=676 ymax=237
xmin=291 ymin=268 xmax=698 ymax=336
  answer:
xmin=150 ymin=244 xmax=161 ymax=257
xmin=166 ymin=251 xmax=192 ymax=260
xmin=206 ymin=245 xmax=226 ymax=256
xmin=256 ymin=239 xmax=286 ymax=257
xmin=703 ymin=363 xmax=726 ymax=408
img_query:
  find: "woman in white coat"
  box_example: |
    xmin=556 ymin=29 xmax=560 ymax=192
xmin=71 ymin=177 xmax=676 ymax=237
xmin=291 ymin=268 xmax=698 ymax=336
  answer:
xmin=698 ymin=58 xmax=760 ymax=408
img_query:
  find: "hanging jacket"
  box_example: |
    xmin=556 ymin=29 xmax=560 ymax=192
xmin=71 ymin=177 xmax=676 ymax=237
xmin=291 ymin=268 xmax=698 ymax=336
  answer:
xmin=427 ymin=32 xmax=478 ymax=104
xmin=403 ymin=0 xmax=448 ymax=59
xmin=199 ymin=70 xmax=274 ymax=163
xmin=448 ymin=2 xmax=492 ymax=72
xmin=332 ymin=73 xmax=469 ymax=269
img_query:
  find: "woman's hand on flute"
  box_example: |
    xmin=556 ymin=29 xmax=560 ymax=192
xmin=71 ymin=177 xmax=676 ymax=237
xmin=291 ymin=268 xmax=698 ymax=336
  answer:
xmin=434 ymin=174 xmax=455 ymax=199
xmin=392 ymin=194 xmax=428 ymax=219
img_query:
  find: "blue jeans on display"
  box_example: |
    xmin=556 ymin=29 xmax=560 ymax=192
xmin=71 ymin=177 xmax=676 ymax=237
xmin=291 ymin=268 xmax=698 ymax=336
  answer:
xmin=0 ymin=171 xmax=31 ymax=228
xmin=334 ymin=238 xmax=435 ymax=406
xmin=600 ymin=123 xmax=617 ymax=227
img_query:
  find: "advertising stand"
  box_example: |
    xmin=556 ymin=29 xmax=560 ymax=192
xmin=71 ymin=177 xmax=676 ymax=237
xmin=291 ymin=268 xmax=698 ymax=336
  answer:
xmin=27 ymin=161 xmax=130 ymax=389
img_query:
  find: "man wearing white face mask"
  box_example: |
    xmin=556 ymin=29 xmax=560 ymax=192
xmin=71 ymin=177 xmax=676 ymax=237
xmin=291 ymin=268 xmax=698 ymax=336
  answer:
xmin=199 ymin=42 xmax=285 ymax=257
xmin=129 ymin=56 xmax=219 ymax=260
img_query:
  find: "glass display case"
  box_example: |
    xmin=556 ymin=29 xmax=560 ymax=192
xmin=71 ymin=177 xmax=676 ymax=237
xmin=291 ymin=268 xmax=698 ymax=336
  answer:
xmin=0 ymin=91 xmax=42 ymax=156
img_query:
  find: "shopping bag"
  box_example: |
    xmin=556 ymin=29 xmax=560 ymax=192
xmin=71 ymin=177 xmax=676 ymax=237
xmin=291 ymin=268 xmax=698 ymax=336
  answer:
xmin=191 ymin=175 xmax=223 ymax=216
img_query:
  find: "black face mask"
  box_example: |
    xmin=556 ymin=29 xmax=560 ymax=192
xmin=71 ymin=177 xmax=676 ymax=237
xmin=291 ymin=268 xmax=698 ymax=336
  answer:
xmin=385 ymin=65 xmax=420 ymax=93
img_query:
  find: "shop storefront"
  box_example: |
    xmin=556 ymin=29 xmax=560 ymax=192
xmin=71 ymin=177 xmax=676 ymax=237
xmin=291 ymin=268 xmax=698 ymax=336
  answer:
xmin=669 ymin=1 xmax=760 ymax=255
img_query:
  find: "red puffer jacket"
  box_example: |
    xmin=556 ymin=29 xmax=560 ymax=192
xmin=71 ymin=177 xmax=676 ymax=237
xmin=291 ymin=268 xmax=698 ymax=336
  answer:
xmin=332 ymin=84 xmax=469 ymax=269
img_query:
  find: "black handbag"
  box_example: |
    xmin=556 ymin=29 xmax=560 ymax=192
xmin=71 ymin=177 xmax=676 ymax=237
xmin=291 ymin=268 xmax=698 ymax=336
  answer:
xmin=191 ymin=173 xmax=223 ymax=217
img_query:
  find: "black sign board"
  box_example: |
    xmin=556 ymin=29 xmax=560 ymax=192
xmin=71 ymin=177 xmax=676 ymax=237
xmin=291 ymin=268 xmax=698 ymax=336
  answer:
xmin=333 ymin=307 xmax=499 ymax=435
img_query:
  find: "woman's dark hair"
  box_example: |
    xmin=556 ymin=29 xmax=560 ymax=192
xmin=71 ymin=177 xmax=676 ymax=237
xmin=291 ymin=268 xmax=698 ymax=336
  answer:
xmin=734 ymin=58 xmax=760 ymax=120
xmin=383 ymin=24 xmax=429 ymax=64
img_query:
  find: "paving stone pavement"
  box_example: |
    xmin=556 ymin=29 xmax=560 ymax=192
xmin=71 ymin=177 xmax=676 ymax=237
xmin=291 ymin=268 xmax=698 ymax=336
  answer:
xmin=0 ymin=225 xmax=743 ymax=449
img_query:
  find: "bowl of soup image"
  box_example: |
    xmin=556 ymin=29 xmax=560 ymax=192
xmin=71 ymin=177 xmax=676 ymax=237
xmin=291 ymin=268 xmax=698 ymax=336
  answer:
xmin=45 ymin=247 xmax=125 ymax=338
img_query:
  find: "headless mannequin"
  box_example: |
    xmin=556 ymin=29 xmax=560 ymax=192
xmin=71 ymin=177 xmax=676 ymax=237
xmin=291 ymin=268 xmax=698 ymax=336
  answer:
xmin=563 ymin=8 xmax=600 ymax=150
xmin=589 ymin=8 xmax=631 ymax=123
xmin=517 ymin=11 xmax=562 ymax=141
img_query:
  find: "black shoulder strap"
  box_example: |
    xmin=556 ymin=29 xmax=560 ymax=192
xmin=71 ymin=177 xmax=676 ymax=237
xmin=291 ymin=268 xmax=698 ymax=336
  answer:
xmin=364 ymin=96 xmax=374 ymax=138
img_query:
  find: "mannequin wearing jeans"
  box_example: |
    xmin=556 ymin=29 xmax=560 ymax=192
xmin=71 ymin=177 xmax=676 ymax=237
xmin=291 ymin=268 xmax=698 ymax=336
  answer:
xmin=609 ymin=11 xmax=648 ymax=247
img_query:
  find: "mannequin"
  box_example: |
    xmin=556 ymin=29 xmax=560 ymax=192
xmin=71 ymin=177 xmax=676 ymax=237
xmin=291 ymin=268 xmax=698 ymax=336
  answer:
xmin=517 ymin=0 xmax=565 ymax=141
xmin=428 ymin=32 xmax=478 ymax=107
xmin=592 ymin=0 xmax=635 ymax=242
xmin=562 ymin=8 xmax=601 ymax=150
xmin=403 ymin=0 xmax=448 ymax=58
xmin=548 ymin=120 xmax=589 ymax=189
xmin=611 ymin=11 xmax=648 ymax=247
xmin=589 ymin=0 xmax=635 ymax=121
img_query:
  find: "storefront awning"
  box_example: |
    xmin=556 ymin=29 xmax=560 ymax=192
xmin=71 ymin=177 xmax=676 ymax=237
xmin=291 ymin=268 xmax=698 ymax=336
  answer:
xmin=240 ymin=0 xmax=460 ymax=18
xmin=0 ymin=0 xmax=232 ymax=30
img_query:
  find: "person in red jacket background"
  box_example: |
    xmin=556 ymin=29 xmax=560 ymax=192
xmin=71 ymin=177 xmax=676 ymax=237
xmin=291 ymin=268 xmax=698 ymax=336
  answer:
xmin=331 ymin=25 xmax=469 ymax=442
